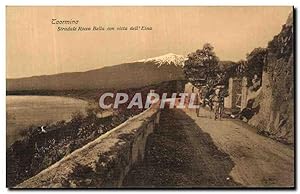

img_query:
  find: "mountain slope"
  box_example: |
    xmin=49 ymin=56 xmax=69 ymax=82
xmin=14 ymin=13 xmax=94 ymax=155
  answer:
xmin=7 ymin=54 xmax=185 ymax=91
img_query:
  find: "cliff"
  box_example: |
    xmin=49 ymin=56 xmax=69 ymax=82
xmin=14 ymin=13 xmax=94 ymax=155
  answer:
xmin=249 ymin=12 xmax=294 ymax=144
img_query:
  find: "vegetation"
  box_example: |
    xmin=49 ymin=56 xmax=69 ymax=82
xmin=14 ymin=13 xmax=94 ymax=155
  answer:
xmin=7 ymin=107 xmax=135 ymax=187
xmin=7 ymin=80 xmax=183 ymax=187
xmin=182 ymin=43 xmax=263 ymax=89
xmin=183 ymin=43 xmax=222 ymax=88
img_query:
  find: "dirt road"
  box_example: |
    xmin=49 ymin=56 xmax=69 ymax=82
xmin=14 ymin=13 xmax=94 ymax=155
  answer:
xmin=185 ymin=108 xmax=294 ymax=187
xmin=123 ymin=108 xmax=294 ymax=188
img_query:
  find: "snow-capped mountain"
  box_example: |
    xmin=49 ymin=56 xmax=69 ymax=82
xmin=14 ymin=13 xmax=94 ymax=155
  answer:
xmin=7 ymin=53 xmax=185 ymax=91
xmin=137 ymin=53 xmax=186 ymax=67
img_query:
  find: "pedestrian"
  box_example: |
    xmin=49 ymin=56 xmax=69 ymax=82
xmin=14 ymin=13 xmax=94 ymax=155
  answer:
xmin=195 ymin=88 xmax=203 ymax=117
xmin=212 ymin=88 xmax=223 ymax=120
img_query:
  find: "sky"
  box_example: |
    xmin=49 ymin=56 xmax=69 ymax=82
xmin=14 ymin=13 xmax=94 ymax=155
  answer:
xmin=6 ymin=6 xmax=292 ymax=78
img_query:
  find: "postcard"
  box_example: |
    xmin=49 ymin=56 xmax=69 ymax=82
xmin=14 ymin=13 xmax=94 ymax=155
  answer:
xmin=6 ymin=6 xmax=294 ymax=189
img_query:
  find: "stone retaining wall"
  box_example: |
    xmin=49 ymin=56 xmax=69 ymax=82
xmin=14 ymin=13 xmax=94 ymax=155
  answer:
xmin=16 ymin=104 xmax=160 ymax=188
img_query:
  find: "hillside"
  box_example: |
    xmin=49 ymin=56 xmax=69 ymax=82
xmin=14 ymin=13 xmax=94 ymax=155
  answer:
xmin=249 ymin=12 xmax=294 ymax=144
xmin=7 ymin=54 xmax=185 ymax=91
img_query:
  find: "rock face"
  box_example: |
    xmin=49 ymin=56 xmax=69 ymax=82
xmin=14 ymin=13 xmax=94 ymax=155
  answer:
xmin=249 ymin=12 xmax=294 ymax=144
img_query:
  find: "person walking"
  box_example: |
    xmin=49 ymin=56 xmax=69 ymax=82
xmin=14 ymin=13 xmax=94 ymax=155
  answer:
xmin=195 ymin=88 xmax=203 ymax=117
xmin=212 ymin=88 xmax=223 ymax=120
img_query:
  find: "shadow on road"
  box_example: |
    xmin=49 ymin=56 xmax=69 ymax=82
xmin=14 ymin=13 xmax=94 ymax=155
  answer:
xmin=123 ymin=108 xmax=240 ymax=188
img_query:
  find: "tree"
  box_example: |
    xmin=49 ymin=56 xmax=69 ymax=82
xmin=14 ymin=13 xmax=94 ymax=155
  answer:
xmin=235 ymin=60 xmax=248 ymax=76
xmin=245 ymin=47 xmax=267 ymax=79
xmin=225 ymin=48 xmax=267 ymax=86
xmin=183 ymin=43 xmax=220 ymax=88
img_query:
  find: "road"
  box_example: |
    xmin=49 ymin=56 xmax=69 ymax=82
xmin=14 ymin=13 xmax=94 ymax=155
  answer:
xmin=123 ymin=108 xmax=294 ymax=188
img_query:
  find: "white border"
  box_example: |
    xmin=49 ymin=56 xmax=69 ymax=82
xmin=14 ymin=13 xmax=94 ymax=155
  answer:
xmin=1 ymin=0 xmax=298 ymax=193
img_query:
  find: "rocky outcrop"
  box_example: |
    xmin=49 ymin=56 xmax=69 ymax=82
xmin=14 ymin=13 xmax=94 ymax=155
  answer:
xmin=249 ymin=12 xmax=294 ymax=144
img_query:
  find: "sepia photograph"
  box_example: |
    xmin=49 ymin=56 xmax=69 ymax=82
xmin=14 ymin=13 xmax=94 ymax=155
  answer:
xmin=6 ymin=6 xmax=295 ymax=189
